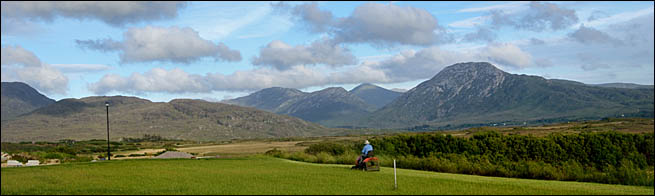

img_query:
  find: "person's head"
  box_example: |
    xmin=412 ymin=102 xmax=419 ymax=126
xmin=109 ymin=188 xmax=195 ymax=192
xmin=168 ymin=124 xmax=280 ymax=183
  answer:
xmin=364 ymin=140 xmax=370 ymax=145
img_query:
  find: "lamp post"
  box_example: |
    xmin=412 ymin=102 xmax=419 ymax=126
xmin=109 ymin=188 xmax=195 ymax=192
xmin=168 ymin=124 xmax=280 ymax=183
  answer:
xmin=105 ymin=101 xmax=110 ymax=160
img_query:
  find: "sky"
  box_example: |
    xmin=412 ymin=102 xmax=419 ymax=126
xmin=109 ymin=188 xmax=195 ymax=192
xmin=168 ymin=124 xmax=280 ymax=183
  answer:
xmin=1 ymin=1 xmax=653 ymax=102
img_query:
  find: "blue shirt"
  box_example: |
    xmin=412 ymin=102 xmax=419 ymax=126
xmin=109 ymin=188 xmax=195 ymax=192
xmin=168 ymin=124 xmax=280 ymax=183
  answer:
xmin=361 ymin=144 xmax=373 ymax=155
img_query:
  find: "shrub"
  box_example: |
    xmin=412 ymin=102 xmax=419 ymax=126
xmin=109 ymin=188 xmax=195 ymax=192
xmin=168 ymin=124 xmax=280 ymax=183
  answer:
xmin=44 ymin=152 xmax=65 ymax=160
xmin=315 ymin=152 xmax=336 ymax=164
xmin=305 ymin=143 xmax=347 ymax=156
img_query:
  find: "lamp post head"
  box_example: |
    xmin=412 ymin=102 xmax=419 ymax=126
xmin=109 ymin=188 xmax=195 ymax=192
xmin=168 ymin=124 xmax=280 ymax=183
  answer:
xmin=105 ymin=101 xmax=109 ymax=107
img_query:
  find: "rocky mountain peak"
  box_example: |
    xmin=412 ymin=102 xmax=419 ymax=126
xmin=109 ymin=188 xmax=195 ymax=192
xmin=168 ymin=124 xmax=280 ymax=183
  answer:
xmin=410 ymin=62 xmax=507 ymax=99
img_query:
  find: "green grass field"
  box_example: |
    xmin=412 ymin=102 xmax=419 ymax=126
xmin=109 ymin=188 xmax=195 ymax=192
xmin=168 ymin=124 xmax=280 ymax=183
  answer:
xmin=1 ymin=156 xmax=653 ymax=195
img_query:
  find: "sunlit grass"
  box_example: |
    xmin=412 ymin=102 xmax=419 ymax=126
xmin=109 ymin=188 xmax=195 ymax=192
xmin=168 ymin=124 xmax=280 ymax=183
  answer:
xmin=2 ymin=156 xmax=652 ymax=195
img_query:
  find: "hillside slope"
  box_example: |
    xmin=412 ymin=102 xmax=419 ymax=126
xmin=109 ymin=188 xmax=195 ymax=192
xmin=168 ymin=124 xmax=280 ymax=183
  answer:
xmin=1 ymin=82 xmax=55 ymax=121
xmin=361 ymin=62 xmax=654 ymax=129
xmin=1 ymin=96 xmax=330 ymax=142
xmin=349 ymin=83 xmax=402 ymax=110
xmin=226 ymin=87 xmax=375 ymax=126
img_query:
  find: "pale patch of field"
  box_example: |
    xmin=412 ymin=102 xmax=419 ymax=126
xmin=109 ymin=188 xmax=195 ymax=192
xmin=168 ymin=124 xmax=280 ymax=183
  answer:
xmin=112 ymin=148 xmax=165 ymax=160
xmin=177 ymin=141 xmax=308 ymax=156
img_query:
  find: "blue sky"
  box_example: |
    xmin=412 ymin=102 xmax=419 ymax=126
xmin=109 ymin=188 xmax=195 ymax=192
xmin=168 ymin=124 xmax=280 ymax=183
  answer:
xmin=2 ymin=1 xmax=653 ymax=102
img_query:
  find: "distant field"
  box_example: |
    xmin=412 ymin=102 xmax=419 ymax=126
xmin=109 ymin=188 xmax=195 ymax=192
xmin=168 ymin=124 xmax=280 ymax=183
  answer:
xmin=1 ymin=156 xmax=652 ymax=195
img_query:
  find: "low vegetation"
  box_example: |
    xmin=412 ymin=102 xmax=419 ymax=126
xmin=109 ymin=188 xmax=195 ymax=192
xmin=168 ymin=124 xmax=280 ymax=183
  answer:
xmin=1 ymin=156 xmax=652 ymax=195
xmin=268 ymin=121 xmax=655 ymax=186
xmin=1 ymin=134 xmax=189 ymax=163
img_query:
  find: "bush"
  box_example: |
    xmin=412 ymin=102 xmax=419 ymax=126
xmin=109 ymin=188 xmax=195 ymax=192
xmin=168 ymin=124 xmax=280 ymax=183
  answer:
xmin=44 ymin=152 xmax=66 ymax=160
xmin=305 ymin=143 xmax=347 ymax=156
xmin=268 ymin=130 xmax=654 ymax=186
xmin=114 ymin=155 xmax=126 ymax=158
xmin=315 ymin=152 xmax=336 ymax=164
xmin=265 ymin=148 xmax=283 ymax=156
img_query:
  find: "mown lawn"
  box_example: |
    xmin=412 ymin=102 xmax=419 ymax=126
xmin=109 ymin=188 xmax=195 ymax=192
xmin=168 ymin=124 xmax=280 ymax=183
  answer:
xmin=1 ymin=156 xmax=652 ymax=195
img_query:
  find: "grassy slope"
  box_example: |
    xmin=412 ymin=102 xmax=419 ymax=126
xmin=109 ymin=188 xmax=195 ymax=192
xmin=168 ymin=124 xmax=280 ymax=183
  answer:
xmin=2 ymin=156 xmax=652 ymax=195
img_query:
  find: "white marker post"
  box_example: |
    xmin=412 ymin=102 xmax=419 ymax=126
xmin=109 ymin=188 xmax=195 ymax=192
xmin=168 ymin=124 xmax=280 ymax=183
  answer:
xmin=394 ymin=159 xmax=397 ymax=190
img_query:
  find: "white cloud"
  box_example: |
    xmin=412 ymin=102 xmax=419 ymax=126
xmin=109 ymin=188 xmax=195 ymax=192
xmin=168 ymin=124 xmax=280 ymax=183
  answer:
xmin=568 ymin=24 xmax=623 ymax=46
xmin=484 ymin=1 xmax=579 ymax=31
xmin=252 ymin=39 xmax=357 ymax=70
xmin=76 ymin=26 xmax=242 ymax=64
xmin=277 ymin=2 xmax=452 ymax=46
xmin=89 ymin=68 xmax=211 ymax=95
xmin=0 ymin=1 xmax=187 ymax=27
xmin=482 ymin=43 xmax=533 ymax=69
xmin=1 ymin=45 xmax=68 ymax=95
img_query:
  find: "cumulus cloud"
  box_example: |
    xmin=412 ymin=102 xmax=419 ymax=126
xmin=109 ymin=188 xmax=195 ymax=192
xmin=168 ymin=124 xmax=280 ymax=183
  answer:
xmin=463 ymin=26 xmax=496 ymax=42
xmin=489 ymin=2 xmax=578 ymax=31
xmin=333 ymin=3 xmax=450 ymax=46
xmin=568 ymin=24 xmax=623 ymax=46
xmin=76 ymin=26 xmax=242 ymax=64
xmin=252 ymin=39 xmax=357 ymax=70
xmin=88 ymin=68 xmax=211 ymax=95
xmin=482 ymin=43 xmax=533 ymax=69
xmin=89 ymin=66 xmax=318 ymax=94
xmin=273 ymin=2 xmax=334 ymax=33
xmin=1 ymin=1 xmax=187 ymax=27
xmin=1 ymin=45 xmax=68 ymax=95
xmin=365 ymin=47 xmax=473 ymax=81
xmin=276 ymin=2 xmax=452 ymax=46
xmin=0 ymin=17 xmax=43 ymax=36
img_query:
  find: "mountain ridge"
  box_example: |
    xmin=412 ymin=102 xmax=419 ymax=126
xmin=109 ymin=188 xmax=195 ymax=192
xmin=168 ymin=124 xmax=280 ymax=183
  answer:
xmin=1 ymin=82 xmax=56 ymax=121
xmin=1 ymin=96 xmax=333 ymax=142
xmin=358 ymin=62 xmax=654 ymax=129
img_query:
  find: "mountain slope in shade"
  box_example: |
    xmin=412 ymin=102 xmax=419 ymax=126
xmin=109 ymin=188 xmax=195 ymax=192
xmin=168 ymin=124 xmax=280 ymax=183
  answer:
xmin=1 ymin=82 xmax=55 ymax=121
xmin=1 ymin=96 xmax=331 ymax=142
xmin=275 ymin=87 xmax=374 ymax=124
xmin=223 ymin=87 xmax=306 ymax=111
xmin=349 ymin=83 xmax=402 ymax=110
xmin=226 ymin=87 xmax=375 ymax=126
xmin=360 ymin=62 xmax=654 ymax=129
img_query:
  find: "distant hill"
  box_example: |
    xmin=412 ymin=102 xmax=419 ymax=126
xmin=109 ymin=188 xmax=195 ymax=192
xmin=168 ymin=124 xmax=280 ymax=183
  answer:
xmin=226 ymin=87 xmax=375 ymax=126
xmin=349 ymin=83 xmax=402 ymax=110
xmin=590 ymin=83 xmax=654 ymax=89
xmin=1 ymin=82 xmax=55 ymax=121
xmin=223 ymin=87 xmax=306 ymax=111
xmin=0 ymin=96 xmax=332 ymax=142
xmin=357 ymin=62 xmax=654 ymax=129
xmin=275 ymin=87 xmax=374 ymax=125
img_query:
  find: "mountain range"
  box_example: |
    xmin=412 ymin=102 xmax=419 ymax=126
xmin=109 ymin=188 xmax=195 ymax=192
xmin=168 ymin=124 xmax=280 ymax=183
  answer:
xmin=224 ymin=83 xmax=401 ymax=125
xmin=1 ymin=95 xmax=334 ymax=142
xmin=1 ymin=62 xmax=653 ymax=141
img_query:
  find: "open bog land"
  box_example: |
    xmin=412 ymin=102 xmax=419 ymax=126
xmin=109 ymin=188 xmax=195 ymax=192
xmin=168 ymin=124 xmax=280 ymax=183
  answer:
xmin=1 ymin=156 xmax=652 ymax=195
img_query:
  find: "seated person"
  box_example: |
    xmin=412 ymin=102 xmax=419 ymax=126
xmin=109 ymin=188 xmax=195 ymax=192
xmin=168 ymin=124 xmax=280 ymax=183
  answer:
xmin=357 ymin=140 xmax=373 ymax=165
